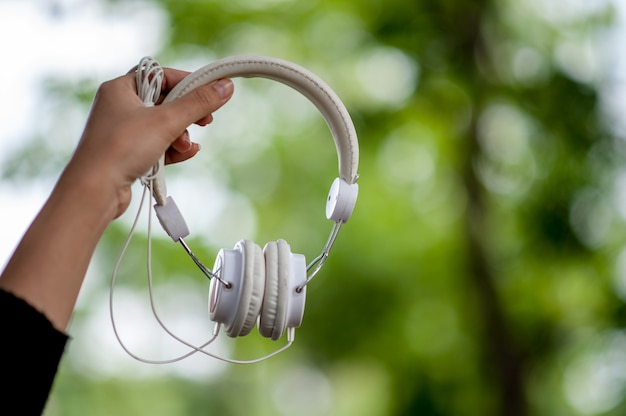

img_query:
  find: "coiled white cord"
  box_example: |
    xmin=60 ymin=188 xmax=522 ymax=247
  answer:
xmin=135 ymin=56 xmax=163 ymax=107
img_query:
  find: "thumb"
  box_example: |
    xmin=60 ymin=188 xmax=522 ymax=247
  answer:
xmin=157 ymin=78 xmax=234 ymax=135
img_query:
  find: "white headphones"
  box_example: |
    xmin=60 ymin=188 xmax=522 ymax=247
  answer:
xmin=140 ymin=55 xmax=359 ymax=350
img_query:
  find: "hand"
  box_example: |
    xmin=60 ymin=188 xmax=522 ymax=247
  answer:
xmin=67 ymin=68 xmax=234 ymax=218
xmin=0 ymin=67 xmax=234 ymax=330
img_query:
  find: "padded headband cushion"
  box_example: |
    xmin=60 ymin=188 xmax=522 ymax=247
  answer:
xmin=152 ymin=55 xmax=359 ymax=206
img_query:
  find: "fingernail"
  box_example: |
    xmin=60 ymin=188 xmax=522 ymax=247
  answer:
xmin=213 ymin=79 xmax=233 ymax=99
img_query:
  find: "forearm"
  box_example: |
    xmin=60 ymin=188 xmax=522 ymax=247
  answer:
xmin=0 ymin=71 xmax=233 ymax=334
xmin=0 ymin=168 xmax=118 ymax=332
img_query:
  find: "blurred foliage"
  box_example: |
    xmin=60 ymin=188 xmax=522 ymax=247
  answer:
xmin=4 ymin=0 xmax=626 ymax=415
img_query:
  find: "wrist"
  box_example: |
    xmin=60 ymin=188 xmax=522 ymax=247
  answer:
xmin=54 ymin=163 xmax=122 ymax=227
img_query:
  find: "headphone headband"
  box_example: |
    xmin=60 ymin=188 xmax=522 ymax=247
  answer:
xmin=152 ymin=55 xmax=359 ymax=205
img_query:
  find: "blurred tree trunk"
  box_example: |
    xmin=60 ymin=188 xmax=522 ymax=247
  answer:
xmin=460 ymin=4 xmax=528 ymax=416
xmin=464 ymin=113 xmax=528 ymax=416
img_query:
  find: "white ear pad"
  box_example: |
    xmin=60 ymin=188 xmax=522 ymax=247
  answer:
xmin=239 ymin=240 xmax=265 ymax=336
xmin=259 ymin=239 xmax=307 ymax=340
xmin=259 ymin=240 xmax=291 ymax=340
xmin=209 ymin=240 xmax=265 ymax=337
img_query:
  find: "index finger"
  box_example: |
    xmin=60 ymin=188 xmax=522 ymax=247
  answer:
xmin=159 ymin=67 xmax=228 ymax=125
xmin=153 ymin=77 xmax=234 ymax=139
xmin=161 ymin=67 xmax=193 ymax=94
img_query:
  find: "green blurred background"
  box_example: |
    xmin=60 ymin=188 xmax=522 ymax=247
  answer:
xmin=2 ymin=0 xmax=626 ymax=415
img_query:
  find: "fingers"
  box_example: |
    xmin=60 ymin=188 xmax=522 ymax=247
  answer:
xmin=165 ymin=143 xmax=200 ymax=164
xmin=165 ymin=142 xmax=201 ymax=165
xmin=113 ymin=66 xmax=233 ymax=170
xmin=161 ymin=68 xmax=193 ymax=92
xmin=195 ymin=113 xmax=214 ymax=126
xmin=165 ymin=130 xmax=203 ymax=165
xmin=156 ymin=78 xmax=234 ymax=138
xmin=170 ymin=130 xmax=193 ymax=153
xmin=160 ymin=68 xmax=230 ymax=120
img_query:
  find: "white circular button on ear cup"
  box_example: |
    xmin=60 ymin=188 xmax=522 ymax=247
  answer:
xmin=209 ymin=240 xmax=265 ymax=338
xmin=326 ymin=177 xmax=359 ymax=223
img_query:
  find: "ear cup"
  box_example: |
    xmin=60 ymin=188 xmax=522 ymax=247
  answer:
xmin=210 ymin=240 xmax=265 ymax=338
xmin=260 ymin=240 xmax=291 ymax=340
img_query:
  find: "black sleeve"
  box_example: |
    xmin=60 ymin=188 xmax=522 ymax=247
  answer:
xmin=0 ymin=289 xmax=69 ymax=415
